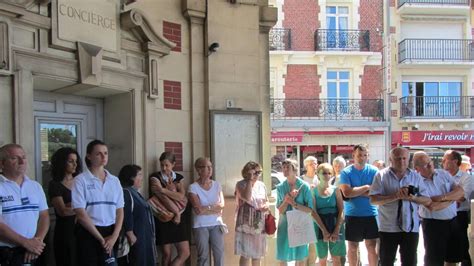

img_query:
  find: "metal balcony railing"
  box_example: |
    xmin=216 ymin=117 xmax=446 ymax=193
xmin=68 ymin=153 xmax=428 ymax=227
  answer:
xmin=400 ymin=96 xmax=474 ymax=118
xmin=398 ymin=0 xmax=470 ymax=8
xmin=269 ymin=28 xmax=292 ymax=51
xmin=270 ymin=98 xmax=384 ymax=121
xmin=315 ymin=29 xmax=370 ymax=51
xmin=398 ymin=39 xmax=474 ymax=63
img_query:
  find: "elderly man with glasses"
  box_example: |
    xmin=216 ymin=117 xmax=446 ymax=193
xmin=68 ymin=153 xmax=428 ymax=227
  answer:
xmin=413 ymin=151 xmax=464 ymax=266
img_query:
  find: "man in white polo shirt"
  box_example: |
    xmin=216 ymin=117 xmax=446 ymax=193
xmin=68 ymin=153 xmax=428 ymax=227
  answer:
xmin=443 ymin=150 xmax=473 ymax=266
xmin=414 ymin=151 xmax=464 ymax=266
xmin=0 ymin=144 xmax=49 ymax=265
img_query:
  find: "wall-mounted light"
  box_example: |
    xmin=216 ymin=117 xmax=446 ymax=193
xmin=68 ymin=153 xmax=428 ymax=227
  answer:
xmin=208 ymin=42 xmax=220 ymax=55
xmin=414 ymin=124 xmax=419 ymax=129
xmin=439 ymin=124 xmax=444 ymax=129
xmin=464 ymin=124 xmax=470 ymax=129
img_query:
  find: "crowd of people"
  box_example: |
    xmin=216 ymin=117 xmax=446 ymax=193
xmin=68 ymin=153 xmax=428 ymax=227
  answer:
xmin=274 ymin=145 xmax=473 ymax=266
xmin=0 ymin=140 xmax=473 ymax=266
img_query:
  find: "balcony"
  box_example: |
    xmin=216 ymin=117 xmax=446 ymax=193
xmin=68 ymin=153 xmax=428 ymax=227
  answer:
xmin=398 ymin=39 xmax=474 ymax=66
xmin=270 ymin=98 xmax=384 ymax=121
xmin=315 ymin=29 xmax=370 ymax=52
xmin=398 ymin=0 xmax=470 ymax=16
xmin=269 ymin=28 xmax=291 ymax=51
xmin=400 ymin=96 xmax=474 ymax=119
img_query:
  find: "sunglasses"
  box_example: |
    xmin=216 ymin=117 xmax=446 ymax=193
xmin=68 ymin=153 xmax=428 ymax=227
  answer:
xmin=251 ymin=170 xmax=262 ymax=176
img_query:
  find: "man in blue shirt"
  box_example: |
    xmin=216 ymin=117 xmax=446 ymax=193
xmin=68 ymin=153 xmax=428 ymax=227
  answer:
xmin=414 ymin=151 xmax=464 ymax=266
xmin=340 ymin=144 xmax=379 ymax=266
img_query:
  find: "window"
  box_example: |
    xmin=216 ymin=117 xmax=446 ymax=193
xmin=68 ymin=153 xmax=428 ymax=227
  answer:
xmin=326 ymin=6 xmax=349 ymax=48
xmin=327 ymin=71 xmax=350 ymax=115
xmin=402 ymin=81 xmax=462 ymax=117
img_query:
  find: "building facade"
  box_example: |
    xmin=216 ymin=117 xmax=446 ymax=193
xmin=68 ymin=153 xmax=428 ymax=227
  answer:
xmin=387 ymin=0 xmax=474 ymax=167
xmin=269 ymin=0 xmax=387 ymax=170
xmin=0 ymin=0 xmax=276 ymax=264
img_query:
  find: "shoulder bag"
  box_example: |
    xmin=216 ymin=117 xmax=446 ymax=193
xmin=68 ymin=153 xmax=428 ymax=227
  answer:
xmin=116 ymin=189 xmax=134 ymax=258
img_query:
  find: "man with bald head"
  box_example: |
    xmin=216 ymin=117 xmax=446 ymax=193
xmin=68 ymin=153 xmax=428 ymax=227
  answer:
xmin=413 ymin=151 xmax=464 ymax=266
xmin=369 ymin=147 xmax=431 ymax=266
xmin=0 ymin=144 xmax=49 ymax=265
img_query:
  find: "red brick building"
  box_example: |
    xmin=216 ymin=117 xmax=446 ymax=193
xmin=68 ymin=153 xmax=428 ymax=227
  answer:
xmin=269 ymin=0 xmax=387 ymax=169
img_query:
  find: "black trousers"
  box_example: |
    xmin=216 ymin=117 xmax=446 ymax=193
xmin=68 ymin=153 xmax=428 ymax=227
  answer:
xmin=422 ymin=218 xmax=461 ymax=266
xmin=75 ymin=224 xmax=117 ymax=266
xmin=0 ymin=246 xmax=37 ymax=266
xmin=379 ymin=231 xmax=418 ymax=266
xmin=456 ymin=211 xmax=472 ymax=266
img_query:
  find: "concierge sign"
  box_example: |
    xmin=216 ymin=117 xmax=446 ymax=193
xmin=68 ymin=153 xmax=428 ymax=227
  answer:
xmin=57 ymin=0 xmax=118 ymax=51
xmin=392 ymin=130 xmax=474 ymax=146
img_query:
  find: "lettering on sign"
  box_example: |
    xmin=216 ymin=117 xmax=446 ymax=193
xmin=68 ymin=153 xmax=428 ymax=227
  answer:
xmin=393 ymin=131 xmax=474 ymax=146
xmin=57 ymin=0 xmax=117 ymax=51
xmin=421 ymin=132 xmax=474 ymax=142
xmin=58 ymin=4 xmax=116 ymax=30
xmin=271 ymin=136 xmax=303 ymax=143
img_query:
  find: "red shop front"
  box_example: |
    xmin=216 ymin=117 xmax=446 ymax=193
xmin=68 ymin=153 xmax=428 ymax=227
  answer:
xmin=392 ymin=130 xmax=474 ymax=167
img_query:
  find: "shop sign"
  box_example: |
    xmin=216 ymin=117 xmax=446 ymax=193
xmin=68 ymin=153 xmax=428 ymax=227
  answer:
xmin=301 ymin=146 xmax=324 ymax=152
xmin=271 ymin=132 xmax=303 ymax=143
xmin=57 ymin=0 xmax=118 ymax=51
xmin=331 ymin=145 xmax=354 ymax=153
xmin=271 ymin=136 xmax=303 ymax=143
xmin=392 ymin=131 xmax=474 ymax=146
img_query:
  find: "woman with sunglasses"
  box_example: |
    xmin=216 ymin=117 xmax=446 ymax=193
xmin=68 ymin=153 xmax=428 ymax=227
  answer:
xmin=234 ymin=161 xmax=268 ymax=266
xmin=311 ymin=163 xmax=346 ymax=266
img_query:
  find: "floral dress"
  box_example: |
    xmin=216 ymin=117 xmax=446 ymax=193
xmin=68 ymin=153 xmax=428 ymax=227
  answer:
xmin=234 ymin=180 xmax=267 ymax=259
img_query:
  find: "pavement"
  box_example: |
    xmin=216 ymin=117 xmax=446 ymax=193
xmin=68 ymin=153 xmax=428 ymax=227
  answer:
xmin=287 ymin=230 xmax=426 ymax=266
xmin=355 ymin=230 xmax=425 ymax=266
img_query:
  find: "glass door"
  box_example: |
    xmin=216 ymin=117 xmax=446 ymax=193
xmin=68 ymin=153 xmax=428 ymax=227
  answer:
xmin=35 ymin=120 xmax=82 ymax=196
xmin=327 ymin=70 xmax=350 ymax=116
xmin=326 ymin=6 xmax=349 ymax=49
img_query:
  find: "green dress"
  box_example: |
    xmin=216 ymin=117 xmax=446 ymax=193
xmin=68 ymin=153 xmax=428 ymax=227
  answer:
xmin=276 ymin=177 xmax=314 ymax=261
xmin=312 ymin=186 xmax=346 ymax=258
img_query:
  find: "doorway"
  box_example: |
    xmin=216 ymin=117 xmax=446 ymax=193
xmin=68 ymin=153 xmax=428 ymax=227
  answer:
xmin=33 ymin=91 xmax=104 ymax=192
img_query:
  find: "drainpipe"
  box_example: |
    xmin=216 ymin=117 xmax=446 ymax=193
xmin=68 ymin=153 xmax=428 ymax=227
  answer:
xmin=383 ymin=0 xmax=392 ymax=161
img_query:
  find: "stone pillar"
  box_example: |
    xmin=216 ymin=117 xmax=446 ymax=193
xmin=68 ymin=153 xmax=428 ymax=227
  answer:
xmin=182 ymin=0 xmax=207 ymax=162
xmin=13 ymin=69 xmax=35 ymax=178
xmin=259 ymin=4 xmax=278 ymax=266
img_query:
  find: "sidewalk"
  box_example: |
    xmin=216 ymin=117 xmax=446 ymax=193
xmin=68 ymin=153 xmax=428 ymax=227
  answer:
xmin=289 ymin=230 xmax=426 ymax=266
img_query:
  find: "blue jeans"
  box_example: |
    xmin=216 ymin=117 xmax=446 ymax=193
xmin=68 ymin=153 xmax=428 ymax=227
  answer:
xmin=193 ymin=225 xmax=224 ymax=266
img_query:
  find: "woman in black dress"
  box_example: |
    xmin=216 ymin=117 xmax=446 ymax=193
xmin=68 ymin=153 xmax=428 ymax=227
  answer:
xmin=118 ymin=164 xmax=156 ymax=266
xmin=48 ymin=147 xmax=82 ymax=266
xmin=149 ymin=151 xmax=190 ymax=266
